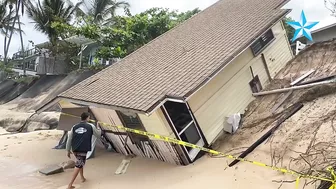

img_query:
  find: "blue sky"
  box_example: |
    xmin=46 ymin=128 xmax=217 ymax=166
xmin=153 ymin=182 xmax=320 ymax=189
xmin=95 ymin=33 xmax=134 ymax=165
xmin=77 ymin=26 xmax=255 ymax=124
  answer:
xmin=1 ymin=0 xmax=335 ymax=57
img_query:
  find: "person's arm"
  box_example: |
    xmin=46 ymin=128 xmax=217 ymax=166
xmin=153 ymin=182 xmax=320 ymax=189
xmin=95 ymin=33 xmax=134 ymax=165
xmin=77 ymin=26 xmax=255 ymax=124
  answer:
xmin=89 ymin=123 xmax=102 ymax=138
xmin=66 ymin=127 xmax=73 ymax=158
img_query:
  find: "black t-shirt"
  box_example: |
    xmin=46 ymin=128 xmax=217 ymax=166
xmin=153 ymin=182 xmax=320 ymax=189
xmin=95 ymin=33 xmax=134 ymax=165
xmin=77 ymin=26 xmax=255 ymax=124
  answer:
xmin=71 ymin=122 xmax=94 ymax=153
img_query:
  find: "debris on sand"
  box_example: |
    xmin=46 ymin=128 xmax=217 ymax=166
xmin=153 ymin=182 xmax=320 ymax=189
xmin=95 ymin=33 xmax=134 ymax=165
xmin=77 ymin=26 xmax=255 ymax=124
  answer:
xmin=229 ymin=103 xmax=303 ymax=167
xmin=59 ymin=160 xmax=76 ymax=170
xmin=39 ymin=165 xmax=64 ymax=176
xmin=217 ymin=40 xmax=336 ymax=188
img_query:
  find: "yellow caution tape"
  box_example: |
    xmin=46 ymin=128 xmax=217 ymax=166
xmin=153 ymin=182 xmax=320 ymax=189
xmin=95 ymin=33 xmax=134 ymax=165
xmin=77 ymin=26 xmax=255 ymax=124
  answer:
xmin=296 ymin=177 xmax=300 ymax=189
xmin=328 ymin=167 xmax=336 ymax=189
xmin=61 ymin=112 xmax=336 ymax=187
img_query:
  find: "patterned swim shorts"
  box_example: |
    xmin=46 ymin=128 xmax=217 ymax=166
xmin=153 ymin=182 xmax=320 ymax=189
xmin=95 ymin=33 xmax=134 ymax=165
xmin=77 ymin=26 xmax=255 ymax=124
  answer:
xmin=74 ymin=152 xmax=87 ymax=168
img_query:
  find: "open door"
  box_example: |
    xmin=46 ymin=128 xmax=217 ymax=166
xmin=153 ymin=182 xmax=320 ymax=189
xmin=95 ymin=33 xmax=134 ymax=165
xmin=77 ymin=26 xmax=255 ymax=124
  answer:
xmin=162 ymin=101 xmax=205 ymax=161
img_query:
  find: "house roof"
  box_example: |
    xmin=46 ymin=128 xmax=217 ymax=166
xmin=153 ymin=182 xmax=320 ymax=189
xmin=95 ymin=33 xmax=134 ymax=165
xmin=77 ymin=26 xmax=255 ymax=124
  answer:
xmin=58 ymin=0 xmax=291 ymax=114
xmin=297 ymin=22 xmax=336 ymax=41
xmin=311 ymin=22 xmax=336 ymax=34
xmin=35 ymin=40 xmax=67 ymax=49
xmin=65 ymin=36 xmax=95 ymax=46
xmin=35 ymin=36 xmax=95 ymax=49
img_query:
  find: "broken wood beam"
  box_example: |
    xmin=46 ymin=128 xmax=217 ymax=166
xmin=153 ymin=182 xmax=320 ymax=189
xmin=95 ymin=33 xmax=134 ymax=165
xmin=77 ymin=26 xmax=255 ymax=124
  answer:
xmin=228 ymin=103 xmax=304 ymax=167
xmin=253 ymin=79 xmax=336 ymax=96
xmin=271 ymin=90 xmax=293 ymax=114
xmin=290 ymin=69 xmax=315 ymax=86
xmin=297 ymin=74 xmax=336 ymax=86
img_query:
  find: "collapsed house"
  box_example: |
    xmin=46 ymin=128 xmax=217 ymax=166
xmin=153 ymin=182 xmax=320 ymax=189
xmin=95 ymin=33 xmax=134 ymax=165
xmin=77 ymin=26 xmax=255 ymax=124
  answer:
xmin=38 ymin=0 xmax=294 ymax=165
xmin=215 ymin=39 xmax=336 ymax=188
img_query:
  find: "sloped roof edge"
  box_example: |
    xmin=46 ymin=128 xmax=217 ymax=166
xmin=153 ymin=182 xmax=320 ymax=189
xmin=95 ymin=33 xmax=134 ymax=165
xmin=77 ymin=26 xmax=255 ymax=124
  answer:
xmin=312 ymin=22 xmax=336 ymax=34
xmin=36 ymin=96 xmax=147 ymax=115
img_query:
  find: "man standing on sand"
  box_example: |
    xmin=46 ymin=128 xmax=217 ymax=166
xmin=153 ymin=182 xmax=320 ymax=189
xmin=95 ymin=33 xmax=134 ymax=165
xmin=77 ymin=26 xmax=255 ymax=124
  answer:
xmin=66 ymin=112 xmax=101 ymax=189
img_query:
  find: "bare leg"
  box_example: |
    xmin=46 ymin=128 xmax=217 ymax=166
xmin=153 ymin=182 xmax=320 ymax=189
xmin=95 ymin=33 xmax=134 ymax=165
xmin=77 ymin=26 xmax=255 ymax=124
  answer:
xmin=67 ymin=167 xmax=80 ymax=189
xmin=80 ymin=167 xmax=86 ymax=182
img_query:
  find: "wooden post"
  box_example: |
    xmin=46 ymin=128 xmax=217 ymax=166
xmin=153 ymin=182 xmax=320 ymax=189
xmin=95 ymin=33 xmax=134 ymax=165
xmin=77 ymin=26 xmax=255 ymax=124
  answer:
xmin=290 ymin=69 xmax=315 ymax=86
xmin=261 ymin=53 xmax=272 ymax=82
xmin=253 ymin=79 xmax=336 ymax=96
xmin=79 ymin=44 xmax=83 ymax=70
xmin=249 ymin=66 xmax=255 ymax=78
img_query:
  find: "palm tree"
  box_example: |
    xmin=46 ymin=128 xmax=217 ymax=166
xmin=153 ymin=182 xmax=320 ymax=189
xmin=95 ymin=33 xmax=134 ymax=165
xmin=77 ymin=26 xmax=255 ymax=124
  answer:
xmin=79 ymin=0 xmax=130 ymax=24
xmin=0 ymin=0 xmax=22 ymax=65
xmin=2 ymin=0 xmax=26 ymax=75
xmin=25 ymin=0 xmax=82 ymax=45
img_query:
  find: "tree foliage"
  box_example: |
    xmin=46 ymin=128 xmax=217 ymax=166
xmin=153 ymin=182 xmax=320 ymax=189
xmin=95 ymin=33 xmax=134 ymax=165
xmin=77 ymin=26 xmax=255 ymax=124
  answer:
xmin=283 ymin=17 xmax=295 ymax=42
xmin=24 ymin=0 xmax=82 ymax=44
xmin=77 ymin=0 xmax=130 ymax=24
xmin=52 ymin=7 xmax=201 ymax=59
xmin=283 ymin=17 xmax=308 ymax=44
xmin=0 ymin=60 xmax=13 ymax=74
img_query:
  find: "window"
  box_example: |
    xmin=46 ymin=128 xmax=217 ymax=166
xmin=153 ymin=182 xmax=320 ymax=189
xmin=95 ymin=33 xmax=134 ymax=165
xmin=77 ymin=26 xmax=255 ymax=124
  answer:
xmin=251 ymin=29 xmax=275 ymax=56
xmin=249 ymin=75 xmax=262 ymax=93
xmin=116 ymin=111 xmax=149 ymax=144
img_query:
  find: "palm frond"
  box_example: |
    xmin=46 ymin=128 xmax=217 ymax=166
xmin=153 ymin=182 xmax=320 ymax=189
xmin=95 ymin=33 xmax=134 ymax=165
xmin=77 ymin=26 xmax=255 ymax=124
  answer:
xmin=80 ymin=0 xmax=131 ymax=23
xmin=94 ymin=0 xmax=110 ymax=19
xmin=0 ymin=0 xmax=21 ymax=35
xmin=72 ymin=1 xmax=85 ymax=18
xmin=24 ymin=0 xmax=79 ymax=44
xmin=111 ymin=1 xmax=130 ymax=8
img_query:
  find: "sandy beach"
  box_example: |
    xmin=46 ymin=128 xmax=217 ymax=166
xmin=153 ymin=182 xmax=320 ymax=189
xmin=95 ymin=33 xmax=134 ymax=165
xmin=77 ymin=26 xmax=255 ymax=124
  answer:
xmin=0 ymin=129 xmax=307 ymax=189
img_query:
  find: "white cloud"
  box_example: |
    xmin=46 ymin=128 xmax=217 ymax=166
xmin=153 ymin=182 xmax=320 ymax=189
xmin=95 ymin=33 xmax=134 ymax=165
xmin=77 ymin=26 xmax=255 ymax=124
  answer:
xmin=2 ymin=0 xmax=336 ymax=58
xmin=283 ymin=0 xmax=336 ymax=29
xmin=126 ymin=0 xmax=217 ymax=14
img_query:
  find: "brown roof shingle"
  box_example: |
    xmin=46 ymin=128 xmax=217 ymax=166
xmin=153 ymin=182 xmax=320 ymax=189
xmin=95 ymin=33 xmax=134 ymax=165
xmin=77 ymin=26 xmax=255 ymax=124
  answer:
xmin=59 ymin=0 xmax=290 ymax=113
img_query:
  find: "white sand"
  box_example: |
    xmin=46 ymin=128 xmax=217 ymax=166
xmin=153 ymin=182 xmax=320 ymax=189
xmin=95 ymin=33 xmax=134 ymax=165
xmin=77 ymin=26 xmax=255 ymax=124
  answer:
xmin=0 ymin=127 xmax=8 ymax=135
xmin=0 ymin=130 xmax=307 ymax=189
